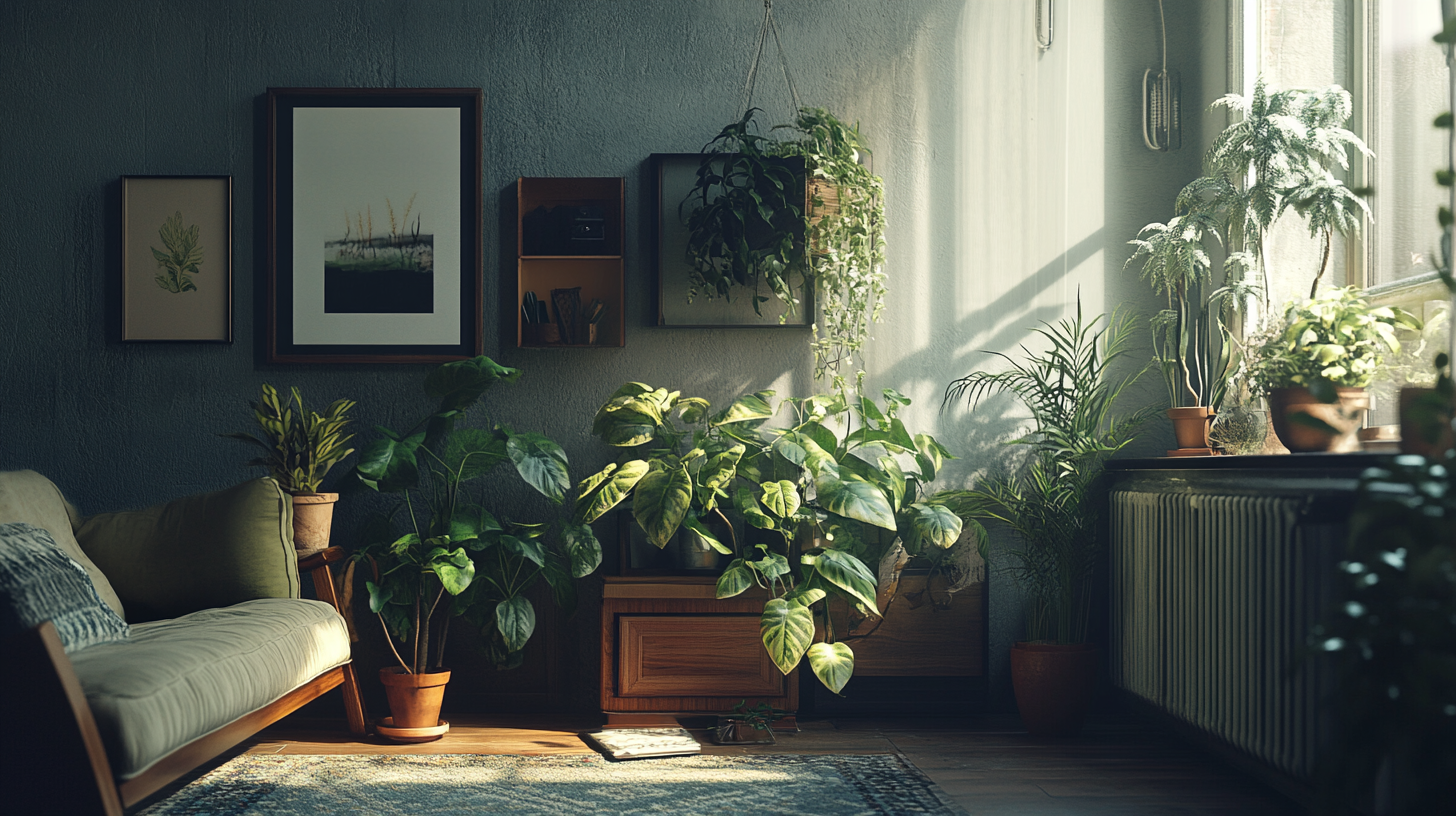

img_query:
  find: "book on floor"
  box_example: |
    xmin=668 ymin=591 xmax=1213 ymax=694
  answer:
xmin=581 ymin=728 xmax=703 ymax=760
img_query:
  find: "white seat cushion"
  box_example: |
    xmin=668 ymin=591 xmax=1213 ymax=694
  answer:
xmin=69 ymin=598 xmax=351 ymax=779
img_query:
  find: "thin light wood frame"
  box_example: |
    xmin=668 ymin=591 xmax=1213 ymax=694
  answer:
xmin=121 ymin=175 xmax=233 ymax=343
xmin=266 ymin=87 xmax=484 ymax=363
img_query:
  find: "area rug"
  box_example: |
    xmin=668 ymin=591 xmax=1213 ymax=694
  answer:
xmin=137 ymin=753 xmax=966 ymax=815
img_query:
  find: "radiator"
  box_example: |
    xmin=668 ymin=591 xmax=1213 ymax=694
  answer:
xmin=1110 ymin=489 xmax=1345 ymax=781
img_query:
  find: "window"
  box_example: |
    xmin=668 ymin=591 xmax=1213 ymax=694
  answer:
xmin=1246 ymin=0 xmax=1453 ymax=424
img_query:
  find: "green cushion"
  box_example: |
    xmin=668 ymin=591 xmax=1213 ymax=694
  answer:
xmin=0 ymin=470 xmax=127 ymax=618
xmin=75 ymin=478 xmax=299 ymax=621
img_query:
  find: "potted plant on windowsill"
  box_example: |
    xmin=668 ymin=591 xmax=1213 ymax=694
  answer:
xmin=938 ymin=304 xmax=1157 ymax=736
xmin=1249 ymin=287 xmax=1421 ymax=452
xmin=221 ymin=384 xmax=356 ymax=551
xmin=684 ymin=106 xmax=886 ymax=393
xmin=348 ymin=356 xmax=600 ymax=741
xmin=1128 ymin=78 xmax=1373 ymax=454
xmin=577 ymin=382 xmax=963 ymax=695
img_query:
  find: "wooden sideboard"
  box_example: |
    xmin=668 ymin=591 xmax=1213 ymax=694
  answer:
xmin=599 ymin=576 xmax=797 ymax=726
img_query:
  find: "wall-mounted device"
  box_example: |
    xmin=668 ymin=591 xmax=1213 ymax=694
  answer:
xmin=1035 ymin=0 xmax=1054 ymax=51
xmin=1141 ymin=0 xmax=1180 ymax=152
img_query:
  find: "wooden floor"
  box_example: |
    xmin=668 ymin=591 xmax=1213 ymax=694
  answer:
xmin=197 ymin=712 xmax=1308 ymax=815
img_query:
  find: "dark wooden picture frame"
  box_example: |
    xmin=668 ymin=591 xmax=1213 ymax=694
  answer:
xmin=651 ymin=152 xmax=814 ymax=329
xmin=121 ymin=175 xmax=233 ymax=343
xmin=266 ymin=87 xmax=483 ymax=363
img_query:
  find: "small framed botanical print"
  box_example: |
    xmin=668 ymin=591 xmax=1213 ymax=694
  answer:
xmin=120 ymin=175 xmax=233 ymax=342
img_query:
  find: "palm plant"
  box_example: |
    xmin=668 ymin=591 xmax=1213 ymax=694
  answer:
xmin=938 ymin=304 xmax=1157 ymax=643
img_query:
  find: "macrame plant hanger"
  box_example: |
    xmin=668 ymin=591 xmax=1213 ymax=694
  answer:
xmin=737 ymin=0 xmax=803 ymax=123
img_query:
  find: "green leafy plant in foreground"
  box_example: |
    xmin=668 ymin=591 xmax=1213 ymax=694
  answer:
xmin=152 ymin=210 xmax=204 ymax=293
xmin=349 ymin=356 xmax=601 ymax=674
xmin=221 ymin=384 xmax=356 ymax=494
xmin=578 ymin=383 xmax=962 ymax=692
xmin=939 ymin=304 xmax=1157 ymax=644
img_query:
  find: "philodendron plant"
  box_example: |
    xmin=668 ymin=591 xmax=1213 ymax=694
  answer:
xmin=575 ymin=383 xmax=962 ymax=693
xmin=350 ymin=356 xmax=601 ymax=673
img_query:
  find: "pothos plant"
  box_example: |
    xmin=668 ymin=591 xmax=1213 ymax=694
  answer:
xmin=575 ymin=382 xmax=962 ymax=693
xmin=349 ymin=356 xmax=601 ymax=673
xmin=684 ymin=107 xmax=887 ymax=392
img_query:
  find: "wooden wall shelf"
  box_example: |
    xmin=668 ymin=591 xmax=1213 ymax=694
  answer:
xmin=515 ymin=177 xmax=625 ymax=348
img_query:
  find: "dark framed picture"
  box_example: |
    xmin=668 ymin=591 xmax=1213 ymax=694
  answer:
xmin=121 ymin=175 xmax=232 ymax=342
xmin=651 ymin=152 xmax=813 ymax=328
xmin=266 ymin=87 xmax=483 ymax=363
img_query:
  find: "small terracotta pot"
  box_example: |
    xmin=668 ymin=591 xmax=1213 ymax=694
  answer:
xmin=379 ymin=666 xmax=451 ymax=729
xmin=1400 ymin=386 xmax=1456 ymax=458
xmin=1268 ymin=386 xmax=1368 ymax=453
xmin=1166 ymin=407 xmax=1215 ymax=450
xmin=290 ymin=492 xmax=337 ymax=551
xmin=1010 ymin=642 xmax=1098 ymax=737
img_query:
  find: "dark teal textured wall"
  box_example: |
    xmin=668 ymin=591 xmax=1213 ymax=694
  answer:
xmin=0 ymin=0 xmax=1214 ymax=715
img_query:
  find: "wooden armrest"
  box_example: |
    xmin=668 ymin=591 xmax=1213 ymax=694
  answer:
xmin=297 ymin=546 xmax=346 ymax=572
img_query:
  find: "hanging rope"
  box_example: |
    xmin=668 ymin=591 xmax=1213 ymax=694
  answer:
xmin=737 ymin=0 xmax=802 ymax=120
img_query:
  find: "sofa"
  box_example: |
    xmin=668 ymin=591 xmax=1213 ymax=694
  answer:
xmin=0 ymin=470 xmax=366 ymax=815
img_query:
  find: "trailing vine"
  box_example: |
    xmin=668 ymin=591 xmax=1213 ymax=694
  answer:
xmin=683 ymin=106 xmax=887 ymax=394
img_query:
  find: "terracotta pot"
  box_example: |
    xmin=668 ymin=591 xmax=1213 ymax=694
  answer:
xmin=1166 ymin=407 xmax=1215 ymax=450
xmin=379 ymin=666 xmax=451 ymax=729
xmin=1267 ymin=386 xmax=1368 ymax=453
xmin=1400 ymin=386 xmax=1456 ymax=458
xmin=290 ymin=492 xmax=337 ymax=551
xmin=1009 ymin=642 xmax=1098 ymax=736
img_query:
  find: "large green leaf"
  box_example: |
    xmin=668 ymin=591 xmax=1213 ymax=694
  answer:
xmin=815 ymin=471 xmax=896 ymax=530
xmin=807 ymin=548 xmax=880 ymax=615
xmin=633 ymin=466 xmax=693 ymax=548
xmin=425 ymin=356 xmax=519 ymax=412
xmin=749 ymin=550 xmax=791 ymax=582
xmin=428 ymin=547 xmax=476 ymax=595
xmin=760 ymin=598 xmax=814 ymax=675
xmin=561 ymin=521 xmax=603 ymax=577
xmin=355 ymin=432 xmax=424 ymax=493
xmin=907 ymin=502 xmax=962 ymax=549
xmin=365 ymin=580 xmax=393 ymax=614
xmin=681 ymin=513 xmax=732 ymax=554
xmin=500 ymin=534 xmax=547 ymax=567
xmin=716 ymin=559 xmax=754 ymax=598
xmin=784 ymin=585 xmax=827 ymax=607
xmin=443 ymin=428 xmax=508 ymax=481
xmin=698 ymin=444 xmax=745 ymax=493
xmin=759 ymin=480 xmax=802 ymax=518
xmin=574 ymin=460 xmax=649 ymax=523
xmin=507 ymin=432 xmax=570 ymax=504
xmin=735 ymin=485 xmax=776 ymax=529
xmin=494 ymin=595 xmax=536 ymax=653
xmin=710 ymin=392 xmax=775 ymax=427
xmin=914 ymin=433 xmax=946 ymax=481
xmin=807 ymin=642 xmax=855 ymax=693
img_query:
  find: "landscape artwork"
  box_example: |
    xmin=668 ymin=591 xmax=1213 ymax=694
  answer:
xmin=120 ymin=176 xmax=232 ymax=342
xmin=324 ymin=195 xmax=433 ymax=313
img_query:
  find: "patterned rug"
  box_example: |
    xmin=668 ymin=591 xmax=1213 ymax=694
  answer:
xmin=138 ymin=753 xmax=966 ymax=815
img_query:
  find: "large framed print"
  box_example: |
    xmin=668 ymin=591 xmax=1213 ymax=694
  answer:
xmin=267 ymin=88 xmax=483 ymax=363
xmin=651 ymin=153 xmax=813 ymax=328
xmin=121 ymin=175 xmax=232 ymax=342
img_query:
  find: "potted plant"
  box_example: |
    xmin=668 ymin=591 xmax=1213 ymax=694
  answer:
xmin=1248 ymin=287 xmax=1421 ymax=452
xmin=713 ymin=699 xmax=785 ymax=745
xmin=1308 ymin=453 xmax=1455 ymax=814
xmin=938 ymin=304 xmax=1157 ymax=736
xmin=1126 ymin=78 xmax=1371 ymax=453
xmin=221 ymin=384 xmax=356 ymax=550
xmin=348 ymin=356 xmax=600 ymax=741
xmin=684 ymin=107 xmax=887 ymax=392
xmin=577 ymin=383 xmax=963 ymax=694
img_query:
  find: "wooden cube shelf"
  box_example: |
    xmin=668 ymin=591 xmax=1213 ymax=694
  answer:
xmin=516 ymin=177 xmax=625 ymax=348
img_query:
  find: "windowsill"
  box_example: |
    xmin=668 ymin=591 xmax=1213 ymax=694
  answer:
xmin=1364 ymin=270 xmax=1450 ymax=307
xmin=1107 ymin=452 xmax=1392 ymax=472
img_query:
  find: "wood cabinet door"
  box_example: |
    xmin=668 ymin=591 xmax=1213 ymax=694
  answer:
xmin=616 ymin=615 xmax=784 ymax=698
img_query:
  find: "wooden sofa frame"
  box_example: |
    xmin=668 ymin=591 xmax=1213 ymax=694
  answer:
xmin=3 ymin=547 xmax=367 ymax=816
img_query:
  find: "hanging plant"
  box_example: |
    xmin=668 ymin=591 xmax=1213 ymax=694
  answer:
xmin=683 ymin=106 xmax=887 ymax=391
